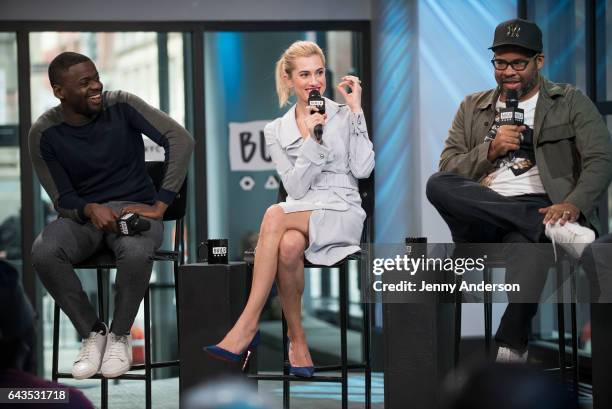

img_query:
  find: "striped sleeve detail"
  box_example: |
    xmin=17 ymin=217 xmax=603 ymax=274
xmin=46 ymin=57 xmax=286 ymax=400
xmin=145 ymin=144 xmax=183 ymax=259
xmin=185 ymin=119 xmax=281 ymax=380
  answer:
xmin=106 ymin=90 xmax=194 ymax=205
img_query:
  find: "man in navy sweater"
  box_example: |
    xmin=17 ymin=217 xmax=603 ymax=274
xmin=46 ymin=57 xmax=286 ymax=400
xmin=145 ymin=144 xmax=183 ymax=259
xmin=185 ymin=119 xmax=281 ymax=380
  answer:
xmin=29 ymin=52 xmax=194 ymax=379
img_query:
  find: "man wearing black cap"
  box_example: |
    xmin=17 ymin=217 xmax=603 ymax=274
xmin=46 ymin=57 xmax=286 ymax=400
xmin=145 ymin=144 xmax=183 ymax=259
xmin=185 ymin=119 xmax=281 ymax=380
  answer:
xmin=427 ymin=19 xmax=612 ymax=362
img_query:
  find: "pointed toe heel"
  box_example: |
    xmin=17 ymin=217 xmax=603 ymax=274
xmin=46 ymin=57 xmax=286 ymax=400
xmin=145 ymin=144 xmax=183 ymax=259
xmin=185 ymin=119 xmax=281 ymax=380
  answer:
xmin=289 ymin=365 xmax=315 ymax=378
xmin=286 ymin=339 xmax=315 ymax=378
xmin=204 ymin=330 xmax=261 ymax=367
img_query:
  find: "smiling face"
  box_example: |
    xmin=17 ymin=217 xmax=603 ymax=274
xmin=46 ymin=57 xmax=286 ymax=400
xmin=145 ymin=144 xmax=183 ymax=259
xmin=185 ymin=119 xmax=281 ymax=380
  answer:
xmin=285 ymin=54 xmax=326 ymax=105
xmin=493 ymin=47 xmax=544 ymax=101
xmin=53 ymin=60 xmax=103 ymax=121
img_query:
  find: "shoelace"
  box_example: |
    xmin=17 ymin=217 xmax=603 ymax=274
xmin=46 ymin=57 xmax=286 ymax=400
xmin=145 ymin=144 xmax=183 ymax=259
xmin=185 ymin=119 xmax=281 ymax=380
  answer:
xmin=549 ymin=223 xmax=586 ymax=262
xmin=562 ymin=222 xmax=582 ymax=235
xmin=75 ymin=334 xmax=101 ymax=362
xmin=106 ymin=335 xmax=128 ymax=360
xmin=550 ymin=231 xmax=558 ymax=262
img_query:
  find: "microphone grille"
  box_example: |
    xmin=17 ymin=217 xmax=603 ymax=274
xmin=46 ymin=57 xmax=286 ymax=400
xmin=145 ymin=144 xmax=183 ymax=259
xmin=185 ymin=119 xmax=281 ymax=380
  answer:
xmin=308 ymin=90 xmax=321 ymax=99
xmin=506 ymin=89 xmax=519 ymax=108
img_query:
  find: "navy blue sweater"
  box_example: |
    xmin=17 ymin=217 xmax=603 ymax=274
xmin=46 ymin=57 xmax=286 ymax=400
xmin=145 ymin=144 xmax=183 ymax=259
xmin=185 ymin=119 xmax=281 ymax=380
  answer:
xmin=29 ymin=91 xmax=194 ymax=222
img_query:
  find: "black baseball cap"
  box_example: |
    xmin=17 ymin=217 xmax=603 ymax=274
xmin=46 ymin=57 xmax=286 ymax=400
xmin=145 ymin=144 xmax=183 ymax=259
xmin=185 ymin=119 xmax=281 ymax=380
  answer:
xmin=490 ymin=18 xmax=543 ymax=53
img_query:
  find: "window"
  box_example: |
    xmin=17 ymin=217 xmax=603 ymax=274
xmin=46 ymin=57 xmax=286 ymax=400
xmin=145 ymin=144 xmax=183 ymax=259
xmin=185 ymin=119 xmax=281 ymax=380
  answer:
xmin=0 ymin=33 xmax=21 ymax=263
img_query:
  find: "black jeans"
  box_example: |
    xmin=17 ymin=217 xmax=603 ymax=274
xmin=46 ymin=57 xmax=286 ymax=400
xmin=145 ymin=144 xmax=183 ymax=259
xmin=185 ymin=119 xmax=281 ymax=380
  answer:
xmin=426 ymin=171 xmax=553 ymax=352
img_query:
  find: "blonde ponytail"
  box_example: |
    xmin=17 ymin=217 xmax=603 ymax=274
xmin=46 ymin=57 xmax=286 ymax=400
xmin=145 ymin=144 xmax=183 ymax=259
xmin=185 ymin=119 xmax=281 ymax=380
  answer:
xmin=274 ymin=41 xmax=325 ymax=108
xmin=275 ymin=56 xmax=291 ymax=108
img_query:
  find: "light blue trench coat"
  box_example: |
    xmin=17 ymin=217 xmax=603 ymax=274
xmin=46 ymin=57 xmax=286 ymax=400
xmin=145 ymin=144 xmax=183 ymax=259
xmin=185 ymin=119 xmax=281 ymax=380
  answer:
xmin=264 ymin=98 xmax=375 ymax=265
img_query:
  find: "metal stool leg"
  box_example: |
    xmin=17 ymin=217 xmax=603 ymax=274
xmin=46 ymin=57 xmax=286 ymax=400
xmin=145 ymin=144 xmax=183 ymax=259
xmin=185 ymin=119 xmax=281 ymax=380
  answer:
xmin=557 ymin=304 xmax=567 ymax=381
xmin=556 ymin=261 xmax=567 ymax=383
xmin=484 ymin=302 xmax=492 ymax=357
xmin=282 ymin=316 xmax=290 ymax=409
xmin=174 ymin=219 xmax=183 ymax=350
xmin=484 ymin=267 xmax=493 ymax=357
xmin=145 ymin=289 xmax=152 ymax=409
xmin=173 ymin=251 xmax=182 ymax=388
xmin=363 ymin=284 xmax=371 ymax=409
xmin=174 ymin=261 xmax=181 ymax=347
xmin=52 ymin=303 xmax=60 ymax=382
xmin=340 ymin=264 xmax=349 ymax=409
xmin=454 ymin=274 xmax=462 ymax=367
xmin=569 ymin=263 xmax=579 ymax=396
xmin=97 ymin=269 xmax=108 ymax=409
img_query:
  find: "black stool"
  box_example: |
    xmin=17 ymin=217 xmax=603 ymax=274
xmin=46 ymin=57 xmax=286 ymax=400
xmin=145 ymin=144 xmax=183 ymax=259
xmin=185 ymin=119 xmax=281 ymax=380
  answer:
xmin=453 ymin=249 xmax=579 ymax=395
xmin=552 ymin=259 xmax=580 ymax=396
xmin=244 ymin=248 xmax=372 ymax=409
xmin=50 ymin=161 xmax=187 ymax=409
xmin=453 ymin=250 xmax=499 ymax=365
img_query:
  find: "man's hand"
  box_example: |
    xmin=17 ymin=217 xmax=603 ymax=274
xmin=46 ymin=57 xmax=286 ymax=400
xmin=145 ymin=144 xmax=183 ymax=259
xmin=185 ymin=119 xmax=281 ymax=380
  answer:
xmin=120 ymin=201 xmax=168 ymax=220
xmin=538 ymin=202 xmax=581 ymax=225
xmin=84 ymin=203 xmax=119 ymax=233
xmin=487 ymin=125 xmax=525 ymax=162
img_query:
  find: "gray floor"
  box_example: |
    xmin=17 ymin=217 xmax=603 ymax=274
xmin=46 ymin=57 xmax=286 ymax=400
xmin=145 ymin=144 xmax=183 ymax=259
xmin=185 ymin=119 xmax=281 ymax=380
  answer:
xmin=61 ymin=373 xmax=384 ymax=409
xmin=51 ymin=313 xmax=377 ymax=408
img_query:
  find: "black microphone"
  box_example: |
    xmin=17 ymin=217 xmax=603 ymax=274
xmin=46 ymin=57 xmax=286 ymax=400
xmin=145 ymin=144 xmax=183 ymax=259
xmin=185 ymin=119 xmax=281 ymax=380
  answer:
xmin=117 ymin=213 xmax=151 ymax=236
xmin=307 ymin=90 xmax=325 ymax=142
xmin=499 ymin=89 xmax=524 ymax=126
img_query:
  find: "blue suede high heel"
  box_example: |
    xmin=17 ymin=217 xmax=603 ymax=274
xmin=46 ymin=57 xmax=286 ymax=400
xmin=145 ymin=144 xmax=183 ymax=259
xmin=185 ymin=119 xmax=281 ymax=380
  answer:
xmin=287 ymin=339 xmax=315 ymax=378
xmin=204 ymin=331 xmax=261 ymax=369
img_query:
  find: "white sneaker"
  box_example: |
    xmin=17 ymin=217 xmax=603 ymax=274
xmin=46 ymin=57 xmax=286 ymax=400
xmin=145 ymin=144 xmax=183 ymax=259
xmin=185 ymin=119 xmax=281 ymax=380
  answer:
xmin=545 ymin=222 xmax=595 ymax=259
xmin=72 ymin=323 xmax=108 ymax=380
xmin=100 ymin=332 xmax=133 ymax=378
xmin=496 ymin=346 xmax=528 ymax=363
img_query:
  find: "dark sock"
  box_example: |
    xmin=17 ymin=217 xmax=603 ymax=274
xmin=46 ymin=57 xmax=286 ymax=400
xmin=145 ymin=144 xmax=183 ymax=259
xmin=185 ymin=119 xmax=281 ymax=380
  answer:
xmin=109 ymin=323 xmax=131 ymax=336
xmin=91 ymin=319 xmax=107 ymax=335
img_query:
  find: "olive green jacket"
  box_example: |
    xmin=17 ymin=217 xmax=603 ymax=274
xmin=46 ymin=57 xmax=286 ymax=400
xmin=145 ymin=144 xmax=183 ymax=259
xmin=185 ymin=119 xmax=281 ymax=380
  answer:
xmin=439 ymin=77 xmax=612 ymax=234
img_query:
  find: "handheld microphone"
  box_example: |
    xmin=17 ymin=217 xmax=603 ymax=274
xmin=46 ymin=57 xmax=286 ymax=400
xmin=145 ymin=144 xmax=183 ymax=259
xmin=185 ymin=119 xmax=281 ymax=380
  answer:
xmin=117 ymin=213 xmax=151 ymax=236
xmin=307 ymin=90 xmax=325 ymax=142
xmin=499 ymin=89 xmax=524 ymax=126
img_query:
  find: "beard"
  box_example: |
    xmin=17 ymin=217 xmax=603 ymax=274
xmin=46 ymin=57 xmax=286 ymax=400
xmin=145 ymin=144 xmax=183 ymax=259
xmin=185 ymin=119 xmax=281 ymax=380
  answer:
xmin=517 ymin=72 xmax=539 ymax=99
xmin=500 ymin=72 xmax=540 ymax=100
xmin=75 ymin=100 xmax=102 ymax=118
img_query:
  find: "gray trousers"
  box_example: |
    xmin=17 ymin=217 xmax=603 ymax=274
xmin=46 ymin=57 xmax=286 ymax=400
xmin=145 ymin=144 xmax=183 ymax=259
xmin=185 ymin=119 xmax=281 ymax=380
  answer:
xmin=32 ymin=201 xmax=163 ymax=338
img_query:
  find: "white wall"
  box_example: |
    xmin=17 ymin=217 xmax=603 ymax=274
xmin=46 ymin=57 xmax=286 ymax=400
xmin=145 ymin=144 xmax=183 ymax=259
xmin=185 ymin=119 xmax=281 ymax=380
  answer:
xmin=0 ymin=0 xmax=371 ymax=21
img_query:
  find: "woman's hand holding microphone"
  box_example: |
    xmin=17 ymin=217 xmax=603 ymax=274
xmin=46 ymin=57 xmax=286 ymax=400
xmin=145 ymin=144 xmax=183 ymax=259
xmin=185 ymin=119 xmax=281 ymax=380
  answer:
xmin=302 ymin=105 xmax=327 ymax=143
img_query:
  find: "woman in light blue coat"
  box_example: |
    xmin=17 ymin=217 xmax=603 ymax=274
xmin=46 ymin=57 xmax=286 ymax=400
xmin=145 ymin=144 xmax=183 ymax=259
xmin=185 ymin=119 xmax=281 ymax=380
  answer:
xmin=205 ymin=41 xmax=374 ymax=377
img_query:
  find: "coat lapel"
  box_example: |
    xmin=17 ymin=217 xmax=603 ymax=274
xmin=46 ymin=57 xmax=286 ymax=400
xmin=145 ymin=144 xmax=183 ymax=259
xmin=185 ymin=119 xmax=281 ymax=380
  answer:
xmin=279 ymin=105 xmax=302 ymax=148
xmin=278 ymin=98 xmax=345 ymax=148
xmin=324 ymin=97 xmax=342 ymax=122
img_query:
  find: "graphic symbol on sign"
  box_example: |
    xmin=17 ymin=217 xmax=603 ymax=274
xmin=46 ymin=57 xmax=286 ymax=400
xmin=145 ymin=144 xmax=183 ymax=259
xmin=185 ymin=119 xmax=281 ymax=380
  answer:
xmin=239 ymin=176 xmax=255 ymax=191
xmin=264 ymin=175 xmax=280 ymax=190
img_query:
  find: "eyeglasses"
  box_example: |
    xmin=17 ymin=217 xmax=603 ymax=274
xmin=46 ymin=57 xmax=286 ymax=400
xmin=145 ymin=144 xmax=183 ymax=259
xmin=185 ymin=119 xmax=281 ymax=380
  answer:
xmin=490 ymin=55 xmax=538 ymax=71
